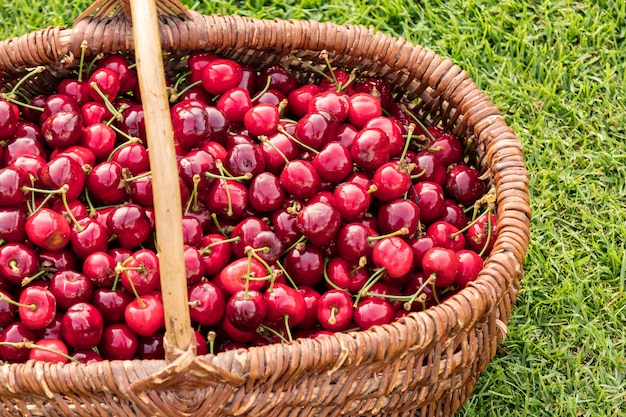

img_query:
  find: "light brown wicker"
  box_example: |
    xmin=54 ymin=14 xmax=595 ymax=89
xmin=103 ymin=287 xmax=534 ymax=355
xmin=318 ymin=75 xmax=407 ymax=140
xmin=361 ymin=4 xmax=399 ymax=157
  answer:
xmin=0 ymin=0 xmax=531 ymax=416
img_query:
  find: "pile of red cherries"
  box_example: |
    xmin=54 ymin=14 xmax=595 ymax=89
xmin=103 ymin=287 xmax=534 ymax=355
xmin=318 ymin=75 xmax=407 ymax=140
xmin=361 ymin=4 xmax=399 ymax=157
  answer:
xmin=0 ymin=51 xmax=497 ymax=364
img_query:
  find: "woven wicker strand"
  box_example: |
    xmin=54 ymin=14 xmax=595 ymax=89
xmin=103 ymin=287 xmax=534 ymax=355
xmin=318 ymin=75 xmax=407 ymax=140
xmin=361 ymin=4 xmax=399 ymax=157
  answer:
xmin=0 ymin=0 xmax=531 ymax=415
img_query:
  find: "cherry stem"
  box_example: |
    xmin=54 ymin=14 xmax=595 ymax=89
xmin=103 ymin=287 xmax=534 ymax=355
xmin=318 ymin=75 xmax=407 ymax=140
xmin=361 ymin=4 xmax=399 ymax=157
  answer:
xmin=86 ymin=52 xmax=105 ymax=76
xmin=169 ymin=77 xmax=202 ymax=103
xmin=204 ymin=171 xmax=252 ymax=182
xmin=84 ymin=188 xmax=98 ymax=218
xmin=429 ymin=274 xmax=441 ymax=305
xmin=410 ymin=166 xmax=429 ymax=180
xmin=207 ymin=331 xmax=216 ymax=355
xmin=0 ymin=341 xmax=80 ymax=363
xmin=123 ymin=171 xmax=152 ymax=183
xmin=107 ymin=136 xmax=143 ymax=161
xmin=274 ymin=260 xmax=297 ymax=290
xmin=198 ymin=236 xmax=241 ymax=255
xmin=276 ymin=125 xmax=319 ymax=155
xmin=400 ymin=104 xmax=436 ymax=145
xmin=258 ymin=324 xmax=289 ymax=344
xmin=353 ymin=267 xmax=386 ymax=307
xmin=451 ymin=207 xmax=492 ymax=237
xmin=125 ymin=272 xmax=145 ymax=308
xmin=61 ymin=189 xmax=84 ymax=232
xmin=283 ymin=314 xmax=293 ymax=342
xmin=323 ymin=258 xmax=345 ymax=292
xmin=0 ymin=292 xmax=36 ymax=311
xmin=210 ymin=213 xmax=228 ymax=238
xmin=289 ymin=53 xmax=334 ymax=82
xmin=399 ymin=124 xmax=416 ymax=163
xmin=184 ymin=174 xmax=201 ymax=215
xmin=367 ymin=227 xmax=410 ymax=243
xmin=258 ymin=135 xmax=290 ymax=165
xmin=77 ymin=40 xmax=88 ymax=82
xmin=245 ymin=246 xmax=276 ymax=284
xmin=327 ymin=306 xmax=338 ymax=326
xmin=479 ymin=213 xmax=494 ymax=258
xmin=281 ymin=235 xmax=307 ymax=257
xmin=3 ymin=66 xmax=46 ymax=103
xmin=251 ymin=76 xmax=273 ymax=102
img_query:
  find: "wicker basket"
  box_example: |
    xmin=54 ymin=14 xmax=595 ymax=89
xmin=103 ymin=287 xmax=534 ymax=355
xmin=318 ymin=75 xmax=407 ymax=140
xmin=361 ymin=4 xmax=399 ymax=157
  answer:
xmin=0 ymin=0 xmax=531 ymax=415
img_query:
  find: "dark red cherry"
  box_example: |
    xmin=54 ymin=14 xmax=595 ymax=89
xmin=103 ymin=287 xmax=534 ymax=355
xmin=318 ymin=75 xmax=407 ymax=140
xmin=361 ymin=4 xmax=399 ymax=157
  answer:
xmin=97 ymin=54 xmax=137 ymax=94
xmin=225 ymin=290 xmax=267 ymax=331
xmin=49 ymin=270 xmax=94 ymax=310
xmin=287 ymin=84 xmax=322 ymax=118
xmin=109 ymin=142 xmax=150 ymax=175
xmin=445 ymin=163 xmax=486 ymax=206
xmin=296 ymin=201 xmax=342 ymax=248
xmin=25 ymin=208 xmax=71 ymax=251
xmin=171 ymin=103 xmax=211 ymax=151
xmin=371 ymin=161 xmax=412 ymax=202
xmin=0 ymin=322 xmax=37 ymax=362
xmin=216 ymin=87 xmax=253 ymax=123
xmin=257 ymin=64 xmax=300 ymax=95
xmin=456 ymin=249 xmax=484 ymax=287
xmin=428 ymin=131 xmax=464 ymax=167
xmin=438 ymin=199 xmax=469 ymax=230
xmin=187 ymin=51 xmax=219 ymax=83
xmin=99 ymin=323 xmax=138 ymax=360
xmin=206 ymin=179 xmax=248 ymax=220
xmin=0 ymin=166 xmax=30 ymax=207
xmin=350 ymin=127 xmax=390 ymax=172
xmin=85 ymin=161 xmax=128 ymax=205
xmin=248 ymin=172 xmax=284 ymax=213
xmin=308 ymin=91 xmax=349 ymax=122
xmin=283 ymin=243 xmax=325 ymax=287
xmin=335 ymin=223 xmax=378 ymax=262
xmin=88 ymin=68 xmax=120 ymax=103
xmin=0 ymin=208 xmax=27 ymax=243
xmin=224 ymin=142 xmax=266 ymax=178
xmin=0 ymin=99 xmax=19 ymax=139
xmin=422 ymin=247 xmax=459 ymax=288
xmin=2 ymin=136 xmax=46 ymax=166
xmin=426 ymin=220 xmax=466 ymax=252
xmin=377 ymin=199 xmax=420 ymax=236
xmin=188 ymin=281 xmax=226 ymax=327
xmin=347 ymin=92 xmax=383 ymax=129
xmin=372 ymin=236 xmax=414 ymax=279
xmin=279 ymin=160 xmax=320 ymax=200
xmin=106 ymin=204 xmax=152 ymax=249
xmin=409 ymin=181 xmax=446 ymax=223
xmin=312 ymin=141 xmax=352 ymax=183
xmin=201 ymin=59 xmax=243 ymax=95
xmin=353 ymin=297 xmax=394 ymax=330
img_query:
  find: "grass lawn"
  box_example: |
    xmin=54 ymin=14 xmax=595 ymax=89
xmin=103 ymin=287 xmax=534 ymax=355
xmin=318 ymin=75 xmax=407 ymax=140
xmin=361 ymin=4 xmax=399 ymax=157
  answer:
xmin=1 ymin=0 xmax=625 ymax=415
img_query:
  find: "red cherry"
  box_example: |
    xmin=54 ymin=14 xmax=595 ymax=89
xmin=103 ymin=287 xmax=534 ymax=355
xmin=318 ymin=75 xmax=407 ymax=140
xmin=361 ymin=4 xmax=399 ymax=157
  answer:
xmin=216 ymin=257 xmax=267 ymax=295
xmin=0 ymin=99 xmax=19 ymax=139
xmin=409 ymin=181 xmax=446 ymax=223
xmin=85 ymin=161 xmax=128 ymax=205
xmin=216 ymin=87 xmax=252 ymax=122
xmin=106 ymin=204 xmax=152 ymax=249
xmin=317 ymin=289 xmax=353 ymax=331
xmin=0 ymin=243 xmax=38 ymax=285
xmin=353 ymin=297 xmax=394 ymax=330
xmin=347 ymin=92 xmax=383 ymax=129
xmin=225 ymin=290 xmax=267 ymax=331
xmin=16 ymin=286 xmax=56 ymax=329
xmin=49 ymin=270 xmax=94 ymax=310
xmin=97 ymin=54 xmax=137 ymax=94
xmin=88 ymin=68 xmax=121 ymax=102
xmin=71 ymin=349 xmax=103 ymax=363
xmin=372 ymin=236 xmax=414 ymax=279
xmin=296 ymin=286 xmax=321 ymax=329
xmin=456 ymin=249 xmax=484 ymax=287
xmin=287 ymin=84 xmax=322 ymax=118
xmin=263 ymin=282 xmax=306 ymax=328
xmin=257 ymin=64 xmax=299 ymax=95
xmin=201 ymin=59 xmax=243 ymax=95
xmin=124 ymin=294 xmax=165 ymax=337
xmin=188 ymin=281 xmax=225 ymax=326
xmin=99 ymin=323 xmax=138 ymax=360
xmin=187 ymin=51 xmax=219 ymax=83
xmin=283 ymin=243 xmax=325 ymax=287
xmin=41 ymin=110 xmax=84 ymax=149
xmin=279 ymin=160 xmax=321 ymax=200
xmin=137 ymin=330 xmax=165 ymax=360
xmin=428 ymin=131 xmax=464 ymax=166
xmin=377 ymin=199 xmax=420 ymax=236
xmin=120 ymin=249 xmax=160 ymax=296
xmin=466 ymin=213 xmax=498 ymax=255
xmin=0 ymin=166 xmax=30 ymax=207
xmin=0 ymin=322 xmax=37 ymax=362
xmin=80 ymin=123 xmax=117 ymax=161
xmin=25 ymin=208 xmax=71 ymax=251
xmin=350 ymin=127 xmax=390 ymax=172
xmin=325 ymin=257 xmax=369 ymax=293
xmin=308 ymin=91 xmax=349 ymax=122
xmin=40 ymin=155 xmax=85 ymax=202
xmin=28 ymin=338 xmax=70 ymax=363
xmin=109 ymin=142 xmax=150 ymax=175
xmin=426 ymin=220 xmax=466 ymax=252
xmin=171 ymin=103 xmax=211 ymax=150
xmin=206 ymin=179 xmax=248 ymax=220
xmin=0 ymin=289 xmax=17 ymax=326
xmin=243 ymin=103 xmax=280 ymax=137
xmin=197 ymin=233 xmax=233 ymax=277
xmin=70 ymin=217 xmax=111 ymax=259
xmin=91 ymin=287 xmax=134 ymax=324
xmin=296 ymin=201 xmax=342 ymax=248
xmin=61 ymin=302 xmax=104 ymax=349
xmin=371 ymin=161 xmax=412 ymax=202
xmin=312 ymin=141 xmax=353 ymax=183
xmin=422 ymin=247 xmax=459 ymax=288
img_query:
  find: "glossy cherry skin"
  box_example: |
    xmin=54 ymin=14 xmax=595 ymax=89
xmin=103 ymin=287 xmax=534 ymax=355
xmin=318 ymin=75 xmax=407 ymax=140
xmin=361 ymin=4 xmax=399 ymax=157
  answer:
xmin=246 ymin=172 xmax=284 ymax=213
xmin=49 ymin=270 xmax=94 ymax=310
xmin=99 ymin=323 xmax=138 ymax=360
xmin=206 ymin=179 xmax=248 ymax=220
xmin=171 ymin=103 xmax=211 ymax=150
xmin=439 ymin=199 xmax=469 ymax=230
xmin=243 ymin=103 xmax=280 ymax=137
xmin=263 ymin=282 xmax=306 ymax=327
xmin=88 ymin=67 xmax=120 ymax=102
xmin=85 ymin=161 xmax=128 ymax=205
xmin=427 ymin=131 xmax=464 ymax=167
xmin=296 ymin=201 xmax=341 ymax=248
xmin=350 ymin=127 xmax=390 ymax=172
xmin=70 ymin=217 xmax=111 ymax=259
xmin=0 ymin=166 xmax=30 ymax=207
xmin=294 ymin=110 xmax=337 ymax=151
xmin=377 ymin=199 xmax=420 ymax=236
xmin=270 ymin=208 xmax=302 ymax=248
xmin=347 ymin=92 xmax=383 ymax=129
xmin=201 ymin=59 xmax=243 ymax=95
xmin=178 ymin=149 xmax=216 ymax=192
xmin=407 ymin=236 xmax=435 ymax=269
xmin=312 ymin=141 xmax=352 ymax=183
xmin=335 ymin=223 xmax=378 ymax=262
xmin=283 ymin=243 xmax=325 ymax=287
xmin=225 ymin=290 xmax=267 ymax=331
xmin=353 ymin=297 xmax=394 ymax=330
xmin=120 ymin=249 xmax=160 ymax=296
xmin=41 ymin=110 xmax=84 ymax=149
xmin=372 ymin=236 xmax=414 ymax=279
xmin=197 ymin=233 xmax=233 ymax=277
xmin=25 ymin=208 xmax=71 ymax=251
xmin=295 ymin=286 xmax=321 ymax=329
xmin=91 ymin=287 xmax=134 ymax=324
xmin=188 ymin=281 xmax=225 ymax=326
xmin=317 ymin=289 xmax=353 ymax=332
xmin=38 ymin=249 xmax=77 ymax=274
xmin=40 ymin=155 xmax=85 ymax=202
xmin=372 ymin=161 xmax=412 ymax=202
xmin=280 ymin=160 xmax=321 ymax=200
xmin=79 ymin=123 xmax=117 ymax=161
xmin=106 ymin=204 xmax=152 ymax=249
xmin=216 ymin=87 xmax=253 ymax=122
xmin=110 ymin=142 xmax=150 ymax=175
xmin=27 ymin=338 xmax=69 ymax=364
xmin=17 ymin=286 xmax=57 ymax=330
xmin=425 ymin=220 xmax=465 ymax=251
xmin=354 ymin=77 xmax=394 ymax=110
xmin=422 ymin=247 xmax=459 ymax=288
xmin=97 ymin=54 xmax=137 ymax=93
xmin=82 ymin=251 xmax=117 ymax=287
xmin=216 ymin=257 xmax=267 ymax=295
xmin=224 ymin=142 xmax=266 ymax=178
xmin=408 ymin=150 xmax=447 ymax=186
xmin=445 ymin=164 xmax=486 ymax=206
xmin=0 ymin=99 xmax=19 ymax=139
xmin=124 ymin=294 xmax=165 ymax=337
xmin=187 ymin=51 xmax=219 ymax=83
xmin=229 ymin=217 xmax=271 ymax=259
xmin=260 ymin=131 xmax=300 ymax=174
xmin=0 ymin=322 xmax=37 ymax=363
xmin=257 ymin=64 xmax=300 ymax=95
xmin=466 ymin=213 xmax=498 ymax=255
xmin=3 ymin=134 xmax=46 ymax=167
xmin=456 ymin=249 xmax=484 ymax=287
xmin=0 ymin=289 xmax=17 ymax=326
xmin=308 ymin=91 xmax=349 ymax=123
xmin=137 ymin=330 xmax=165 ymax=360
xmin=409 ymin=181 xmax=446 ymax=223
xmin=71 ymin=349 xmax=103 ymax=363
xmin=0 ymin=243 xmax=38 ymax=285
xmin=287 ymin=84 xmax=322 ymax=118
xmin=248 ymin=230 xmax=284 ymax=265
xmin=81 ymin=101 xmax=113 ymax=125
xmin=61 ymin=302 xmax=104 ymax=349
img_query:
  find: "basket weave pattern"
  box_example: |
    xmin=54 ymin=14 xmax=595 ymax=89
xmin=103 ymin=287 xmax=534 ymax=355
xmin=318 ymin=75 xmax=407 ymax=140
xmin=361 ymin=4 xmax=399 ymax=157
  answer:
xmin=0 ymin=2 xmax=530 ymax=416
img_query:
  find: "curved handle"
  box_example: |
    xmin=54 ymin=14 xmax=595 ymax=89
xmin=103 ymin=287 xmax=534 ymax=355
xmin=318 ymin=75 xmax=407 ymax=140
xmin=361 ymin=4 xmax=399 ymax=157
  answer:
xmin=129 ymin=0 xmax=193 ymax=362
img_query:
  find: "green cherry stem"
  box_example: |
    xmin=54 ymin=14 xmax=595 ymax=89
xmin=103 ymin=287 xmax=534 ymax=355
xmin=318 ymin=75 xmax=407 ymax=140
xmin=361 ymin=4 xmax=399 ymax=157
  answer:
xmin=276 ymin=125 xmax=319 ymax=155
xmin=0 ymin=341 xmax=80 ymax=363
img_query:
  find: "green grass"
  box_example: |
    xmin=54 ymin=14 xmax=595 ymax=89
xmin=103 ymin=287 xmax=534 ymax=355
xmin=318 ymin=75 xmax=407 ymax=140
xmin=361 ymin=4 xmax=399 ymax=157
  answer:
xmin=2 ymin=0 xmax=625 ymax=415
